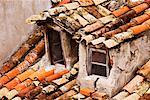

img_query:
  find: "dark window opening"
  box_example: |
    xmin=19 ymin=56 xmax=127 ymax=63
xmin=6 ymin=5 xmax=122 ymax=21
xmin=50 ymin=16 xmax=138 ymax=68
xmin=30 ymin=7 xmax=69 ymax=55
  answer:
xmin=91 ymin=64 xmax=107 ymax=77
xmin=87 ymin=47 xmax=111 ymax=77
xmin=47 ymin=29 xmax=65 ymax=65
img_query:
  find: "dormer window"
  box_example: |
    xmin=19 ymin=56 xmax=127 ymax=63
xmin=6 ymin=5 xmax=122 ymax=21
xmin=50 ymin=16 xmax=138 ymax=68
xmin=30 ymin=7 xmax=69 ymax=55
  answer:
xmin=87 ymin=46 xmax=111 ymax=77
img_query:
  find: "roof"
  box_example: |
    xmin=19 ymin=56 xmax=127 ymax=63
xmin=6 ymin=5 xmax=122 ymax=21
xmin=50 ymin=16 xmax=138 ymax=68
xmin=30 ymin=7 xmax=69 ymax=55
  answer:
xmin=26 ymin=1 xmax=150 ymax=49
xmin=0 ymin=17 xmax=149 ymax=100
xmin=0 ymin=0 xmax=149 ymax=100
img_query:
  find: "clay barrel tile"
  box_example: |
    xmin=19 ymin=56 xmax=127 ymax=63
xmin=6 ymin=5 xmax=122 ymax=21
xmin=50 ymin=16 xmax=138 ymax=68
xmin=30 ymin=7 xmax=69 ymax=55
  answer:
xmin=46 ymin=69 xmax=69 ymax=82
xmin=113 ymin=91 xmax=129 ymax=100
xmin=25 ymin=52 xmax=38 ymax=64
xmin=91 ymin=91 xmax=108 ymax=100
xmin=0 ymin=87 xmax=9 ymax=99
xmin=58 ymin=69 xmax=69 ymax=76
xmin=18 ymin=84 xmax=36 ymax=97
xmin=48 ymin=7 xmax=67 ymax=16
xmin=59 ymin=79 xmax=77 ymax=93
xmin=113 ymin=32 xmax=133 ymax=42
xmin=80 ymin=87 xmax=95 ymax=96
xmin=85 ymin=6 xmax=102 ymax=19
xmin=103 ymin=38 xmax=119 ymax=48
xmin=16 ymin=69 xmax=35 ymax=82
xmin=132 ymin=3 xmax=149 ymax=14
xmin=12 ymin=96 xmax=22 ymax=100
xmin=42 ymin=84 xmax=57 ymax=94
xmin=45 ymin=74 xmax=60 ymax=83
xmin=112 ymin=6 xmax=130 ymax=17
xmin=83 ymin=21 xmax=104 ymax=33
xmin=128 ymin=24 xmax=149 ymax=35
xmin=37 ymin=68 xmax=55 ymax=81
xmin=103 ymin=28 xmax=122 ymax=38
xmin=142 ymin=19 xmax=150 ymax=29
xmin=28 ymin=71 xmax=40 ymax=80
xmin=119 ymin=10 xmax=136 ymax=23
xmin=127 ymin=1 xmax=143 ymax=8
xmin=5 ymin=68 xmax=20 ymax=80
xmin=91 ymin=27 xmax=110 ymax=37
xmin=92 ymin=0 xmax=107 ymax=5
xmin=134 ymin=81 xmax=150 ymax=96
xmin=0 ymin=60 xmax=16 ymax=75
xmin=0 ymin=76 xmax=9 ymax=88
xmin=46 ymin=90 xmax=62 ymax=100
xmin=97 ymin=5 xmax=111 ymax=17
xmin=4 ymin=78 xmax=21 ymax=90
xmin=35 ymin=92 xmax=47 ymax=100
xmin=63 ymin=2 xmax=80 ymax=10
xmin=26 ymin=32 xmax=44 ymax=46
xmin=25 ymin=86 xmax=42 ymax=99
xmin=71 ymin=93 xmax=86 ymax=99
xmin=119 ymin=23 xmax=133 ymax=32
xmin=55 ymin=90 xmax=77 ymax=100
xmin=99 ymin=15 xmax=116 ymax=24
xmin=53 ymin=77 xmax=69 ymax=86
xmin=139 ymin=94 xmax=150 ymax=100
xmin=132 ymin=14 xmax=150 ymax=25
xmin=105 ymin=18 xmax=123 ymax=30
xmin=137 ymin=60 xmax=150 ymax=78
xmin=71 ymin=13 xmax=89 ymax=26
xmin=11 ymin=44 xmax=30 ymax=62
xmin=145 ymin=11 xmax=150 ymax=17
xmin=58 ymin=0 xmax=71 ymax=6
xmin=123 ymin=93 xmax=140 ymax=100
xmin=3 ymin=89 xmax=19 ymax=100
xmin=32 ymin=39 xmax=45 ymax=55
xmin=123 ymin=75 xmax=144 ymax=93
xmin=29 ymin=67 xmax=55 ymax=81
xmin=17 ymin=61 xmax=30 ymax=73
xmin=14 ymin=79 xmax=33 ymax=91
xmin=77 ymin=7 xmax=97 ymax=24
xmin=76 ymin=0 xmax=94 ymax=6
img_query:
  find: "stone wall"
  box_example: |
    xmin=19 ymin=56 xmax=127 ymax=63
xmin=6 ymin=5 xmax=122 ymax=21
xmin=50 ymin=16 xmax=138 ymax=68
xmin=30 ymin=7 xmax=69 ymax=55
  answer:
xmin=0 ymin=0 xmax=51 ymax=66
xmin=78 ymin=31 xmax=150 ymax=97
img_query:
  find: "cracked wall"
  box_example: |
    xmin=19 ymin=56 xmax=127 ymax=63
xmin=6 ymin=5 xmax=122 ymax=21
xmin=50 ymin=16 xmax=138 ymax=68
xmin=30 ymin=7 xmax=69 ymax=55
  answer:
xmin=78 ymin=31 xmax=150 ymax=97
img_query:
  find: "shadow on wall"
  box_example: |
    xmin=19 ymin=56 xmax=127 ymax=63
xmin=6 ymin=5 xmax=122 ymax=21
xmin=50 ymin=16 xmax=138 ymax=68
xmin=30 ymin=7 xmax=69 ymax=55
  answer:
xmin=0 ymin=0 xmax=50 ymax=66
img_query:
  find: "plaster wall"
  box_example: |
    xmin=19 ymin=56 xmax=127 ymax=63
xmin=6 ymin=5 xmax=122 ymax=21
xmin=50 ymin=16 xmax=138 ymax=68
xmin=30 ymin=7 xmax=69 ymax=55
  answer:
xmin=0 ymin=0 xmax=51 ymax=66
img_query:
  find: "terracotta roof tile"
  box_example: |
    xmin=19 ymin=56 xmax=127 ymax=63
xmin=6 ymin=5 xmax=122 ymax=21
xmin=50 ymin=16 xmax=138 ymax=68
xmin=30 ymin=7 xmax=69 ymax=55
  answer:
xmin=1 ymin=1 xmax=150 ymax=100
xmin=14 ymin=79 xmax=33 ymax=91
xmin=16 ymin=69 xmax=35 ymax=82
xmin=80 ymin=87 xmax=95 ymax=96
xmin=123 ymin=75 xmax=144 ymax=93
xmin=0 ymin=87 xmax=9 ymax=99
xmin=0 ymin=60 xmax=16 ymax=75
xmin=112 ymin=6 xmax=130 ymax=17
xmin=132 ymin=3 xmax=149 ymax=14
xmin=137 ymin=60 xmax=150 ymax=79
xmin=4 ymin=78 xmax=21 ymax=90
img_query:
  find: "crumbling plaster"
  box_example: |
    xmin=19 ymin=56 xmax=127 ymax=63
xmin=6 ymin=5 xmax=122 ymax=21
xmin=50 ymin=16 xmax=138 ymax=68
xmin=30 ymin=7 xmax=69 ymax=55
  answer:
xmin=78 ymin=31 xmax=150 ymax=97
xmin=0 ymin=0 xmax=51 ymax=66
